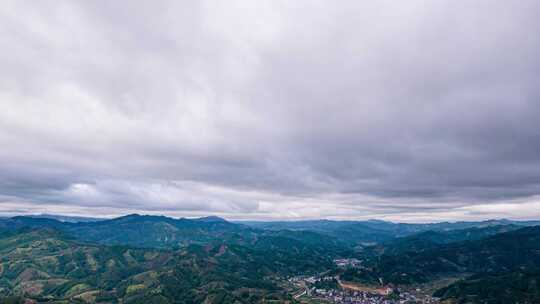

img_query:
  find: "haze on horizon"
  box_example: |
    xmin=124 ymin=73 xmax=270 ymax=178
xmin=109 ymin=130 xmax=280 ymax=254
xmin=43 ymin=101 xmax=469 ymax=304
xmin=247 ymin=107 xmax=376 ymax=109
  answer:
xmin=1 ymin=1 xmax=540 ymax=222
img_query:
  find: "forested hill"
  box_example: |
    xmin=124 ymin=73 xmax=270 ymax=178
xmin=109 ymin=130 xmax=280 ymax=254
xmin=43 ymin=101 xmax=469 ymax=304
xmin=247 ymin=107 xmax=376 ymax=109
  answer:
xmin=0 ymin=227 xmax=334 ymax=303
xmin=361 ymin=224 xmax=524 ymax=256
xmin=351 ymin=225 xmax=540 ymax=285
xmin=2 ymin=214 xmax=540 ymax=303
xmin=240 ymin=218 xmax=540 ymax=246
xmin=434 ymin=270 xmax=540 ymax=304
xmin=3 ymin=215 xmax=539 ymax=249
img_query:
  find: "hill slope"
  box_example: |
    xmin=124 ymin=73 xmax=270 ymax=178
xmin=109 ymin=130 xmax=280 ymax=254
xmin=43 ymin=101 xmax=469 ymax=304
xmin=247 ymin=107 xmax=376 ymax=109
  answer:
xmin=434 ymin=270 xmax=540 ymax=304
xmin=354 ymin=226 xmax=540 ymax=286
xmin=241 ymin=219 xmax=540 ymax=246
xmin=0 ymin=228 xmax=315 ymax=303
xmin=363 ymin=224 xmax=523 ymax=256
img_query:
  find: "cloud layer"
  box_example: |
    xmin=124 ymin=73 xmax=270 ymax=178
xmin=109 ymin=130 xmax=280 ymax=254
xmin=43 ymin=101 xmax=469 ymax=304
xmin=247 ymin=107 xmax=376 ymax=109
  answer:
xmin=1 ymin=0 xmax=540 ymax=221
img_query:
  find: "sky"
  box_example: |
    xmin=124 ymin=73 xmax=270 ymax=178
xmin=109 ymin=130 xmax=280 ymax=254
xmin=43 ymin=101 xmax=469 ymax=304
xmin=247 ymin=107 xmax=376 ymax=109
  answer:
xmin=1 ymin=1 xmax=540 ymax=222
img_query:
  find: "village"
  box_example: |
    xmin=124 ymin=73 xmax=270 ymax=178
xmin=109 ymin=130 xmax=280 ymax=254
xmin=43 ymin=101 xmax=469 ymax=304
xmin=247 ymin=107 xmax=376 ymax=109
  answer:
xmin=287 ymin=259 xmax=441 ymax=304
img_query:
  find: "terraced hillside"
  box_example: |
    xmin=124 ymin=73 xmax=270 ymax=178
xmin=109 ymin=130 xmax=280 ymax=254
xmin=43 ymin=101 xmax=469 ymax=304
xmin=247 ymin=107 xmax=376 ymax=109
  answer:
xmin=0 ymin=229 xmax=304 ymax=303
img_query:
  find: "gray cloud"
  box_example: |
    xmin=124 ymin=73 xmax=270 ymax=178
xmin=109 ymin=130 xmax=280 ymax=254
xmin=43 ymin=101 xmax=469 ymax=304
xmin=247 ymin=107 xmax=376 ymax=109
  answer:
xmin=1 ymin=0 xmax=540 ymax=221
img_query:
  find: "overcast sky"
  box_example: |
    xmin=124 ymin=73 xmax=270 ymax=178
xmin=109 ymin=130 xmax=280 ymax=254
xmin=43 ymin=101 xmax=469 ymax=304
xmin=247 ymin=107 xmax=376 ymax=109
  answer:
xmin=1 ymin=1 xmax=540 ymax=222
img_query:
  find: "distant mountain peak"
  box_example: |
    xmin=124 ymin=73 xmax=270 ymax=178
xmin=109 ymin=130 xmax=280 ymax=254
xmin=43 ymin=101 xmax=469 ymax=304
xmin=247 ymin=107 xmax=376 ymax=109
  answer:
xmin=195 ymin=216 xmax=228 ymax=223
xmin=366 ymin=219 xmax=391 ymax=223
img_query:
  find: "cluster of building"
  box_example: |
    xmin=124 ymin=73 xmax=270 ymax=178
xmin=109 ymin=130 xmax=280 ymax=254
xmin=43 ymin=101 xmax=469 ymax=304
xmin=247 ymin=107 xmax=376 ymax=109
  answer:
xmin=309 ymin=288 xmax=439 ymax=304
xmin=287 ymin=258 xmax=440 ymax=304
xmin=288 ymin=275 xmax=317 ymax=284
xmin=287 ymin=275 xmax=440 ymax=304
xmin=311 ymin=288 xmax=393 ymax=303
xmin=333 ymin=258 xmax=362 ymax=268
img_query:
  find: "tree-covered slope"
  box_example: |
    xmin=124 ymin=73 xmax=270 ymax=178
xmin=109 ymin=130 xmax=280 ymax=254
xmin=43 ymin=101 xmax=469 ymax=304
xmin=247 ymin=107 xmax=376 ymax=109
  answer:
xmin=64 ymin=214 xmax=256 ymax=248
xmin=434 ymin=270 xmax=540 ymax=304
xmin=0 ymin=228 xmax=174 ymax=303
xmin=240 ymin=219 xmax=540 ymax=246
xmin=363 ymin=224 xmax=523 ymax=256
xmin=0 ymin=227 xmax=341 ymax=303
xmin=355 ymin=225 xmax=540 ymax=285
xmin=0 ymin=215 xmax=351 ymax=254
xmin=0 ymin=215 xmax=255 ymax=249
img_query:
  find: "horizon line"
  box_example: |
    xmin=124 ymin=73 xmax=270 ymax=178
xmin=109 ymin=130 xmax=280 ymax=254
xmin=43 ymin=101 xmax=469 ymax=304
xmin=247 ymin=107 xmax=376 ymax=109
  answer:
xmin=3 ymin=212 xmax=539 ymax=225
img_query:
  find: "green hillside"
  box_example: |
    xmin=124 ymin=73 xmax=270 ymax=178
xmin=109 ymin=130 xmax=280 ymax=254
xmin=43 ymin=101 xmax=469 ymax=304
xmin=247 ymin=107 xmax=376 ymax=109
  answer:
xmin=362 ymin=224 xmax=523 ymax=256
xmin=0 ymin=228 xmax=318 ymax=303
xmin=241 ymin=219 xmax=540 ymax=246
xmin=354 ymin=226 xmax=540 ymax=285
xmin=2 ymin=215 xmax=540 ymax=304
xmin=434 ymin=270 xmax=540 ymax=304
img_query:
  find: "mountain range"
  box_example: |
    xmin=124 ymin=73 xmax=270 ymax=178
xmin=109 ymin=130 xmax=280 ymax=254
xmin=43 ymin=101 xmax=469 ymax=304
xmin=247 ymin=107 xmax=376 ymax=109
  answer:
xmin=1 ymin=214 xmax=540 ymax=303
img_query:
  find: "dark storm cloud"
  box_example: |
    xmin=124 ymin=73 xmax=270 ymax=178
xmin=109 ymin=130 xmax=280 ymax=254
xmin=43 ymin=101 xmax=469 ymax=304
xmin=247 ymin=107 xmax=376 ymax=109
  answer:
xmin=1 ymin=0 xmax=540 ymax=220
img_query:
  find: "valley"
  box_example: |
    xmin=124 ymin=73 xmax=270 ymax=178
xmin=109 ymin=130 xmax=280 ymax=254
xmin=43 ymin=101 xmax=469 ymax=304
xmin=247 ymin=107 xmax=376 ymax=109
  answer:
xmin=0 ymin=215 xmax=539 ymax=303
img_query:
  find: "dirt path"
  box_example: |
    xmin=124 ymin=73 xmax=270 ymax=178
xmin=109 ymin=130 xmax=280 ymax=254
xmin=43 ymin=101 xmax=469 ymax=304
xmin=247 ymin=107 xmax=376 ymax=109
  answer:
xmin=337 ymin=279 xmax=390 ymax=295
